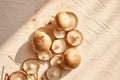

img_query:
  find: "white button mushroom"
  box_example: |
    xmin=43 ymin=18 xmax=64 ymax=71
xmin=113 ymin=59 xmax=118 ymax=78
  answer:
xmin=60 ymin=48 xmax=81 ymax=70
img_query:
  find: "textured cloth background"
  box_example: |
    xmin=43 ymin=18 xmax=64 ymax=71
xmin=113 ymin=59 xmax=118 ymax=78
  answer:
xmin=0 ymin=0 xmax=120 ymax=80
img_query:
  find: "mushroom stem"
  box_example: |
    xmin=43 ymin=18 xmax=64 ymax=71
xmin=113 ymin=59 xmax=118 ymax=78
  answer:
xmin=1 ymin=66 xmax=4 ymax=80
xmin=28 ymin=73 xmax=39 ymax=80
xmin=4 ymin=73 xmax=9 ymax=80
xmin=34 ymin=73 xmax=38 ymax=80
xmin=8 ymin=55 xmax=21 ymax=67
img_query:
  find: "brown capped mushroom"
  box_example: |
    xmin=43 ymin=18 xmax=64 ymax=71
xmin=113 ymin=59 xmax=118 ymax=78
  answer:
xmin=55 ymin=12 xmax=78 ymax=31
xmin=66 ymin=30 xmax=83 ymax=46
xmin=37 ymin=50 xmax=53 ymax=61
xmin=46 ymin=66 xmax=62 ymax=80
xmin=22 ymin=59 xmax=40 ymax=75
xmin=60 ymin=48 xmax=81 ymax=70
xmin=55 ymin=12 xmax=69 ymax=30
xmin=52 ymin=39 xmax=66 ymax=54
xmin=32 ymin=30 xmax=52 ymax=53
xmin=10 ymin=71 xmax=27 ymax=80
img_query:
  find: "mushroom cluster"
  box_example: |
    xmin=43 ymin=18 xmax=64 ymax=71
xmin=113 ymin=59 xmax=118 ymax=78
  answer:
xmin=32 ymin=11 xmax=83 ymax=79
xmin=4 ymin=58 xmax=40 ymax=80
xmin=3 ymin=11 xmax=83 ymax=80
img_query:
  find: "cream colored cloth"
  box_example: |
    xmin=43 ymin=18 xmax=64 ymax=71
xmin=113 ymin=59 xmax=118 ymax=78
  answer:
xmin=0 ymin=0 xmax=120 ymax=80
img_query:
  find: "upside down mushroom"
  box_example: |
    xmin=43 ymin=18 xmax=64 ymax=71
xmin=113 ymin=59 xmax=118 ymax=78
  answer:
xmin=22 ymin=59 xmax=40 ymax=75
xmin=52 ymin=39 xmax=66 ymax=54
xmin=66 ymin=30 xmax=83 ymax=46
xmin=10 ymin=71 xmax=27 ymax=80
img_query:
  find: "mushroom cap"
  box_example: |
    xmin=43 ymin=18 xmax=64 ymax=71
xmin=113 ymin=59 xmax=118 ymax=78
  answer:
xmin=32 ymin=30 xmax=52 ymax=52
xmin=61 ymin=48 xmax=81 ymax=70
xmin=50 ymin=55 xmax=62 ymax=66
xmin=55 ymin=12 xmax=69 ymax=29
xmin=37 ymin=50 xmax=53 ymax=61
xmin=46 ymin=66 xmax=62 ymax=80
xmin=22 ymin=59 xmax=40 ymax=74
xmin=10 ymin=71 xmax=27 ymax=80
xmin=66 ymin=30 xmax=83 ymax=46
xmin=55 ymin=12 xmax=78 ymax=31
xmin=52 ymin=39 xmax=66 ymax=54
xmin=53 ymin=28 xmax=66 ymax=38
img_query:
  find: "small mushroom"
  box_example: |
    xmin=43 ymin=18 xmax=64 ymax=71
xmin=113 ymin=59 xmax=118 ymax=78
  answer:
xmin=55 ymin=12 xmax=78 ymax=31
xmin=55 ymin=12 xmax=69 ymax=30
xmin=32 ymin=30 xmax=52 ymax=53
xmin=53 ymin=28 xmax=66 ymax=38
xmin=37 ymin=50 xmax=53 ymax=61
xmin=66 ymin=30 xmax=83 ymax=46
xmin=52 ymin=39 xmax=66 ymax=54
xmin=50 ymin=55 xmax=62 ymax=66
xmin=10 ymin=71 xmax=27 ymax=80
xmin=46 ymin=66 xmax=62 ymax=80
xmin=22 ymin=59 xmax=40 ymax=75
xmin=60 ymin=48 xmax=81 ymax=70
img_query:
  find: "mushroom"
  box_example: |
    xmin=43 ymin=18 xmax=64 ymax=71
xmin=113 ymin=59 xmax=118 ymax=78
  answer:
xmin=60 ymin=48 xmax=81 ymax=70
xmin=46 ymin=66 xmax=62 ymax=80
xmin=55 ymin=12 xmax=78 ymax=31
xmin=37 ymin=50 xmax=53 ymax=61
xmin=66 ymin=30 xmax=83 ymax=46
xmin=10 ymin=71 xmax=27 ymax=80
xmin=55 ymin=12 xmax=69 ymax=30
xmin=52 ymin=39 xmax=66 ymax=54
xmin=50 ymin=55 xmax=62 ymax=66
xmin=22 ymin=59 xmax=40 ymax=75
xmin=32 ymin=30 xmax=52 ymax=53
xmin=53 ymin=27 xmax=66 ymax=38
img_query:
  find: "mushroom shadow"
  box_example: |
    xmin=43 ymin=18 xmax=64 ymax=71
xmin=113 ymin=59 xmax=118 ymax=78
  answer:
xmin=15 ymin=33 xmax=37 ymax=64
xmin=61 ymin=69 xmax=72 ymax=79
xmin=15 ymin=21 xmax=55 ymax=64
xmin=0 ymin=0 xmax=49 ymax=47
